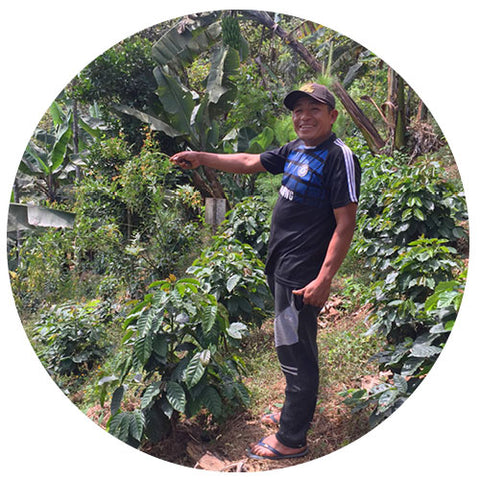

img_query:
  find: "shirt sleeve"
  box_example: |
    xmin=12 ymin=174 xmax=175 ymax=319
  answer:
xmin=260 ymin=143 xmax=292 ymax=175
xmin=325 ymin=142 xmax=361 ymax=209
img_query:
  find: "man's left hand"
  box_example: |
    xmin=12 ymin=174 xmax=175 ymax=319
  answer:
xmin=292 ymin=279 xmax=331 ymax=309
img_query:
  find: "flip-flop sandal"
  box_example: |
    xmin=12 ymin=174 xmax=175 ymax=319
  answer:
xmin=246 ymin=438 xmax=308 ymax=460
xmin=261 ymin=413 xmax=280 ymax=426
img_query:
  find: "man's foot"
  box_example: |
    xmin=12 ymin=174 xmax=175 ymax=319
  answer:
xmin=260 ymin=412 xmax=281 ymax=426
xmin=246 ymin=434 xmax=308 ymax=460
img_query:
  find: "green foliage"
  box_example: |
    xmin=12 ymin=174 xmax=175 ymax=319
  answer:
xmin=33 ymin=300 xmax=110 ymax=376
xmin=187 ymin=236 xmax=271 ymax=327
xmin=10 ymin=228 xmax=75 ymax=311
xmin=340 ymin=141 xmax=468 ymax=426
xmin=343 ymin=239 xmax=465 ymax=426
xmin=355 ymin=151 xmax=467 ymax=276
xmin=218 ymin=196 xmax=271 ymax=260
xmin=101 ymin=277 xmax=250 ymax=446
xmin=341 ymin=270 xmax=465 ymax=427
xmin=73 ymin=134 xmax=198 ymax=287
xmin=19 ymin=102 xmax=75 ymax=202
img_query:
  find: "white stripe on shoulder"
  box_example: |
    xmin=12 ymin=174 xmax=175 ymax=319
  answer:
xmin=334 ymin=138 xmax=358 ymax=202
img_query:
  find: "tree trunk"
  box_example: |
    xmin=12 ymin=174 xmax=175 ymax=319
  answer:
xmin=387 ymin=67 xmax=406 ymax=151
xmin=190 ymin=169 xmax=231 ymax=211
xmin=394 ymin=75 xmax=406 ymax=150
xmin=71 ymin=80 xmax=83 ymax=182
xmin=243 ymin=10 xmax=385 ymax=154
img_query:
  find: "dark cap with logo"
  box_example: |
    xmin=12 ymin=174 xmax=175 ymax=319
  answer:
xmin=284 ymin=83 xmax=336 ymax=110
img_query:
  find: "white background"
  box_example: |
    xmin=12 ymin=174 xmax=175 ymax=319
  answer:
xmin=1 ymin=1 xmax=478 ymax=478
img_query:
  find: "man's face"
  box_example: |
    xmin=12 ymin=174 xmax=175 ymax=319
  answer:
xmin=292 ymin=97 xmax=338 ymax=146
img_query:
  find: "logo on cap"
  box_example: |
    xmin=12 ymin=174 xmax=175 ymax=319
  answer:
xmin=300 ymin=84 xmax=315 ymax=94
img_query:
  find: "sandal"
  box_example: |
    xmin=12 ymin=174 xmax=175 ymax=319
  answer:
xmin=246 ymin=438 xmax=308 ymax=460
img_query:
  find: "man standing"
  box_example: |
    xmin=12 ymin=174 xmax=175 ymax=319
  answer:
xmin=171 ymin=83 xmax=361 ymax=460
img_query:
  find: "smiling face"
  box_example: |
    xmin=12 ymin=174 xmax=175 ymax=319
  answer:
xmin=292 ymin=96 xmax=338 ymax=146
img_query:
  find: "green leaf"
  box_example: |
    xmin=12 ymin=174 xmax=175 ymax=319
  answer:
xmin=133 ymin=335 xmax=153 ymax=369
xmin=152 ymin=335 xmax=168 ymax=360
xmin=377 ymin=389 xmax=398 ymax=413
xmin=226 ymin=274 xmax=241 ymax=292
xmin=154 ymin=68 xmax=195 ymax=135
xmin=201 ymin=304 xmax=217 ymax=333
xmin=201 ymin=386 xmax=222 ymax=417
xmin=227 ymin=322 xmax=248 ymax=339
xmin=111 ymin=385 xmax=125 ymax=415
xmin=166 ymin=381 xmax=186 ymax=413
xmin=411 ymin=344 xmax=442 ymax=358
xmin=129 ymin=410 xmax=145 ymax=442
xmin=184 ymin=353 xmax=206 ymax=388
xmin=108 ymin=412 xmax=131 ymax=442
xmin=141 ymin=382 xmax=162 ymax=410
xmin=401 ymin=357 xmax=424 ymax=376
xmin=199 ymin=349 xmax=211 ymax=366
xmin=152 ymin=15 xmax=222 ymax=69
xmin=113 ymin=104 xmax=183 ymax=139
xmin=413 ymin=208 xmax=425 ymax=221
xmin=50 ymin=116 xmax=73 ymax=173
xmin=393 ymin=374 xmax=408 ymax=394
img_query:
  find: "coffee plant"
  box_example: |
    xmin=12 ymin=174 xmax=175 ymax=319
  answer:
xmin=100 ymin=277 xmax=251 ymax=447
xmin=341 ymin=145 xmax=468 ymax=426
xmin=33 ymin=300 xmax=110 ymax=376
xmin=341 ymin=266 xmax=465 ymax=426
xmin=187 ymin=235 xmax=272 ymax=328
xmin=354 ymin=152 xmax=467 ymax=277
xmin=218 ymin=195 xmax=271 ymax=261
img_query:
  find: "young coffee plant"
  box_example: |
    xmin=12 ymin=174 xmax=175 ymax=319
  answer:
xmin=99 ymin=276 xmax=251 ymax=448
xmin=355 ymin=153 xmax=467 ymax=277
xmin=218 ymin=195 xmax=271 ymax=261
xmin=33 ymin=300 xmax=110 ymax=377
xmin=342 ymin=239 xmax=465 ymax=426
xmin=187 ymin=235 xmax=272 ymax=328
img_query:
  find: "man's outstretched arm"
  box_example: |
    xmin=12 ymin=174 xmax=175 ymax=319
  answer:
xmin=170 ymin=151 xmax=266 ymax=174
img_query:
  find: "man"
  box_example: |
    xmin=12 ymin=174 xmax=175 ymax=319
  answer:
xmin=171 ymin=83 xmax=361 ymax=460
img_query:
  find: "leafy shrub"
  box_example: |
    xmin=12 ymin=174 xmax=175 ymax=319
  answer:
xmin=187 ymin=236 xmax=272 ymax=327
xmin=367 ymin=238 xmax=461 ymax=363
xmin=100 ymin=277 xmax=250 ymax=447
xmin=10 ymin=228 xmax=75 ymax=311
xmin=218 ymin=195 xmax=270 ymax=261
xmin=34 ymin=300 xmax=110 ymax=376
xmin=342 ymin=239 xmax=465 ymax=426
xmin=355 ymin=153 xmax=467 ymax=276
xmin=73 ymin=134 xmax=199 ymax=288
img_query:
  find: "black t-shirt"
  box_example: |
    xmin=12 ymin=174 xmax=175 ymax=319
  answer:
xmin=260 ymin=133 xmax=361 ymax=289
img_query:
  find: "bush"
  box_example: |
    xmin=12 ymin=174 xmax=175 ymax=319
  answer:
xmin=355 ymin=152 xmax=468 ymax=277
xmin=218 ymin=195 xmax=271 ymax=261
xmin=33 ymin=300 xmax=110 ymax=376
xmin=342 ymin=238 xmax=465 ymax=426
xmin=10 ymin=228 xmax=75 ymax=312
xmin=187 ymin=235 xmax=272 ymax=328
xmin=100 ymin=277 xmax=251 ymax=447
xmin=342 ymin=268 xmax=465 ymax=426
xmin=340 ymin=145 xmax=468 ymax=427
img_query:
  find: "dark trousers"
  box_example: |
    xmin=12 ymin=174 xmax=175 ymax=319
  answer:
xmin=267 ymin=276 xmax=320 ymax=448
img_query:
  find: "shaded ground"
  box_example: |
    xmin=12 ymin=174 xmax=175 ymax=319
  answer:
xmin=87 ymin=301 xmax=379 ymax=472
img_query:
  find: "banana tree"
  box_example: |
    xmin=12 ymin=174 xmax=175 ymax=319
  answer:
xmin=19 ymin=104 xmax=74 ymax=203
xmin=19 ymin=100 xmax=105 ymax=202
xmin=115 ymin=13 xmax=242 ymax=202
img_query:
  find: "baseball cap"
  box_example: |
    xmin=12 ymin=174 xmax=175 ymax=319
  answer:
xmin=284 ymin=83 xmax=336 ymax=110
